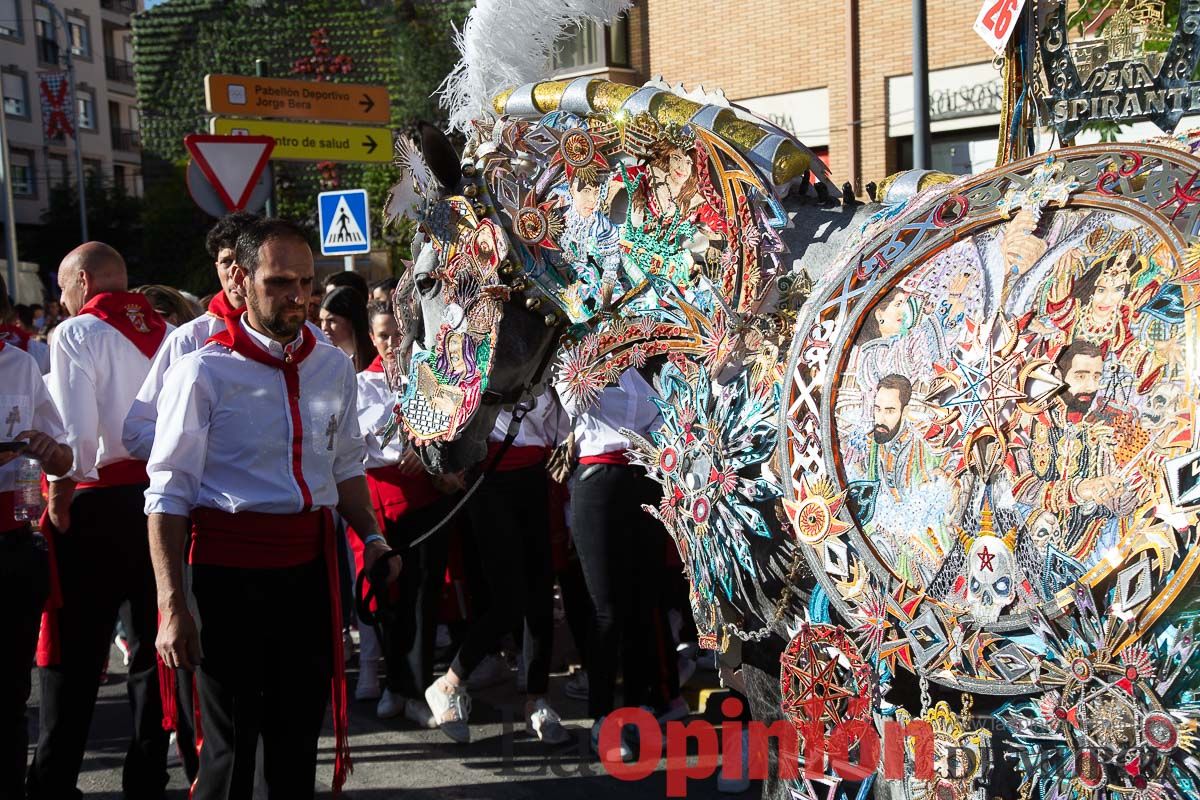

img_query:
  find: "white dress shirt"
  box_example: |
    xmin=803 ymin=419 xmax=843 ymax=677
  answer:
xmin=357 ymin=368 xmax=404 ymax=469
xmin=558 ymin=369 xmax=663 ymax=457
xmin=47 ymin=312 xmax=171 ymax=483
xmin=489 ymin=389 xmax=571 ymax=447
xmin=0 ymin=344 xmax=67 ymax=492
xmin=124 ymin=313 xmax=327 ymax=460
xmin=145 ymin=318 xmax=365 ymax=517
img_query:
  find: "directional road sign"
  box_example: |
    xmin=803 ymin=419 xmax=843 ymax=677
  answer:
xmin=205 ymin=74 xmax=390 ymax=124
xmin=210 ymin=117 xmax=390 ymax=163
xmin=183 ymin=134 xmax=275 ymax=211
xmin=318 ymin=189 xmax=371 ymax=256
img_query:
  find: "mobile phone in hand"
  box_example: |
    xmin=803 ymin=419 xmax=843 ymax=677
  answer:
xmin=0 ymin=441 xmax=27 ymax=454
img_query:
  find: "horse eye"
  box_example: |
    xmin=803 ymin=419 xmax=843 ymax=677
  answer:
xmin=415 ymin=275 xmax=436 ymax=294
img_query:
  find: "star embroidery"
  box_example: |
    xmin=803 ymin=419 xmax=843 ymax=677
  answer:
xmin=977 ymin=545 xmax=996 ymax=573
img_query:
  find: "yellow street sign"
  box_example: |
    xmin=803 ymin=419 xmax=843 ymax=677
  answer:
xmin=209 ymin=117 xmax=392 ymax=163
xmin=205 ymin=75 xmax=391 ymax=125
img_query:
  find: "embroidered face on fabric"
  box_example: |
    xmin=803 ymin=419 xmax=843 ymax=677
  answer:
xmin=399 ymin=202 xmax=507 ymax=444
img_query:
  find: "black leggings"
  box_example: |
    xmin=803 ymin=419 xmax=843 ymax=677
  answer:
xmin=0 ymin=528 xmax=48 ymax=799
xmin=453 ymin=464 xmax=555 ymax=695
xmin=569 ymin=464 xmax=678 ymax=718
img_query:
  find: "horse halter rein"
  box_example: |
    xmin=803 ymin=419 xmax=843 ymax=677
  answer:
xmin=356 ymin=333 xmax=561 ymax=625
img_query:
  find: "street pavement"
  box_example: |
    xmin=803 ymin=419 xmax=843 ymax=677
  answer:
xmin=27 ymin=639 xmax=748 ymax=799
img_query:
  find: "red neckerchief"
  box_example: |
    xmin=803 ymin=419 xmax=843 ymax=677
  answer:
xmin=364 ymin=354 xmax=385 ymax=373
xmin=207 ymin=291 xmax=239 ymax=319
xmin=76 ymin=292 xmax=167 ymax=359
xmin=208 ymin=317 xmax=318 ymax=506
xmin=0 ymin=324 xmax=30 ymax=350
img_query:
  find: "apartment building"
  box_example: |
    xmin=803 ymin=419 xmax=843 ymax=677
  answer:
xmin=1 ymin=0 xmax=143 ymax=228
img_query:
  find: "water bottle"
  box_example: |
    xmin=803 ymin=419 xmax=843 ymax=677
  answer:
xmin=14 ymin=457 xmax=44 ymax=522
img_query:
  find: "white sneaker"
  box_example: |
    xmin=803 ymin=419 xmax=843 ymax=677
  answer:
xmin=657 ymin=696 xmax=691 ymax=724
xmin=405 ymin=697 xmax=437 ymax=729
xmin=527 ymin=699 xmax=570 ymax=744
xmin=424 ymin=678 xmax=471 ymax=743
xmin=356 ymin=661 xmax=382 ymax=701
xmin=115 ymin=635 xmax=131 ymax=667
xmin=717 ymin=729 xmax=751 ymax=793
xmin=590 ymin=717 xmax=632 ymax=762
xmin=564 ymin=669 xmax=589 ymax=701
xmin=376 ymin=688 xmax=405 ymax=720
xmin=466 ymin=653 xmax=510 ymax=691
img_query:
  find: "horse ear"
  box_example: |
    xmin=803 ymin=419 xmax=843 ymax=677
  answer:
xmin=418 ymin=121 xmax=463 ymax=191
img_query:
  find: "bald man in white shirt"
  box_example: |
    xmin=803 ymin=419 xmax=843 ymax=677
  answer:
xmin=145 ymin=218 xmax=396 ymax=800
xmin=28 ymin=241 xmax=173 ymax=800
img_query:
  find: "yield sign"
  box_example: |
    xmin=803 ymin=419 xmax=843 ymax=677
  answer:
xmin=183 ymin=134 xmax=274 ymax=212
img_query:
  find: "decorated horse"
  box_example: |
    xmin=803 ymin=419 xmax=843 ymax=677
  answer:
xmin=376 ymin=6 xmax=1200 ymax=798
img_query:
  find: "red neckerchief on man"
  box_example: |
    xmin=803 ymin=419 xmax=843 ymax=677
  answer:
xmin=76 ymin=291 xmax=167 ymax=359
xmin=206 ymin=291 xmax=238 ymax=319
xmin=204 ymin=315 xmax=352 ymax=793
xmin=0 ymin=324 xmax=30 ymax=350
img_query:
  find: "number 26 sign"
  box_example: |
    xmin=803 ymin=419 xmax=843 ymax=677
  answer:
xmin=973 ymin=0 xmax=1025 ymax=55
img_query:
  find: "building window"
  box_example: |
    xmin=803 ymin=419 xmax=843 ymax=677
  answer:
xmin=0 ymin=0 xmax=21 ymax=38
xmin=2 ymin=71 xmax=28 ymax=118
xmin=35 ymin=4 xmax=57 ymax=64
xmin=551 ymin=18 xmax=630 ymax=73
xmin=10 ymin=150 xmax=35 ymax=197
xmin=47 ymin=154 xmax=68 ymax=189
xmin=77 ymin=88 xmax=96 ymax=130
xmin=68 ymin=15 xmax=90 ymax=59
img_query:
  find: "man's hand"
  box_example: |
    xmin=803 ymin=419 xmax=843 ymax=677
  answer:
xmin=0 ymin=445 xmax=25 ymax=469
xmin=16 ymin=430 xmax=71 ymax=476
xmin=156 ymin=606 xmax=201 ymax=671
xmin=363 ymin=539 xmax=401 ymax=584
xmin=398 ymin=448 xmax=423 ymax=476
xmin=431 ymin=471 xmax=467 ymax=494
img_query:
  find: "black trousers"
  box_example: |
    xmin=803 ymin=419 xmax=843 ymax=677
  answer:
xmin=378 ymin=498 xmax=451 ymax=698
xmin=191 ymin=558 xmax=332 ymax=800
xmin=570 ymin=464 xmax=678 ymax=717
xmin=454 ymin=464 xmax=555 ymax=695
xmin=27 ymin=484 xmax=168 ymax=800
xmin=0 ymin=528 xmax=48 ymax=800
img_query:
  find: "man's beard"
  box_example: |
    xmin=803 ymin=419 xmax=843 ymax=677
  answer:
xmin=873 ymin=420 xmax=901 ymax=443
xmin=247 ymin=292 xmax=304 ymax=340
xmin=1064 ymin=390 xmax=1094 ymax=414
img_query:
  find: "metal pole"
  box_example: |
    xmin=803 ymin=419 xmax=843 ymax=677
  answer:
xmin=256 ymin=58 xmax=277 ymax=218
xmin=46 ymin=1 xmax=87 ymax=241
xmin=343 ymin=255 xmax=353 ymax=273
xmin=0 ymin=105 xmax=19 ymax=293
xmin=912 ymin=0 xmax=932 ymax=170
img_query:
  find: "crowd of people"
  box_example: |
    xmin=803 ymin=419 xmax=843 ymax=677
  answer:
xmin=0 ymin=212 xmax=716 ymax=800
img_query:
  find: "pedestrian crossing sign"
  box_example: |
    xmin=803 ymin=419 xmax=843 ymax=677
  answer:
xmin=318 ymin=189 xmax=371 ymax=256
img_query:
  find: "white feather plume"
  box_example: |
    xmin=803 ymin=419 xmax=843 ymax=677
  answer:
xmin=385 ymin=136 xmax=439 ymax=228
xmin=438 ymin=0 xmax=632 ymax=134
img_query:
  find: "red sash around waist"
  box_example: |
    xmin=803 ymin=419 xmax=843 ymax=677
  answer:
xmin=485 ymin=442 xmax=550 ymax=472
xmin=579 ymin=449 xmax=629 ymax=466
xmin=76 ymin=459 xmax=148 ymax=490
xmin=189 ymin=507 xmax=352 ymax=793
xmin=366 ymin=465 xmax=440 ymax=522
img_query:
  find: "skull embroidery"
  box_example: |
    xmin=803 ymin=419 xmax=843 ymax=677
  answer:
xmin=966 ymin=535 xmax=1016 ymax=624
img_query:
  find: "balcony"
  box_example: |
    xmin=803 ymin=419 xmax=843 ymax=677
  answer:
xmin=105 ymin=56 xmax=135 ymax=84
xmin=111 ymin=127 xmax=140 ymax=151
xmin=100 ymin=0 xmax=137 ymax=13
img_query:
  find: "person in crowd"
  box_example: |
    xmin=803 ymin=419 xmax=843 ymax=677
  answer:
xmin=0 ymin=276 xmax=50 ymax=374
xmin=355 ymin=301 xmax=452 ymax=727
xmin=370 ymin=277 xmax=399 ymax=306
xmin=146 ymin=218 xmax=399 ymax=799
xmin=424 ymin=389 xmax=571 ymax=745
xmin=0 ymin=339 xmax=71 ymax=798
xmin=123 ymin=212 xmax=327 ymax=463
xmin=324 ymin=270 xmax=369 ymax=301
xmin=28 ymin=242 xmax=172 ymax=800
xmin=320 ymin=287 xmax=375 ymax=371
xmin=136 ymin=285 xmax=199 ymax=327
xmin=558 ymin=370 xmax=685 ymax=760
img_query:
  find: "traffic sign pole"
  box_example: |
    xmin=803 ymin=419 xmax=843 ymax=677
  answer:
xmin=255 ymin=59 xmax=277 ymax=218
